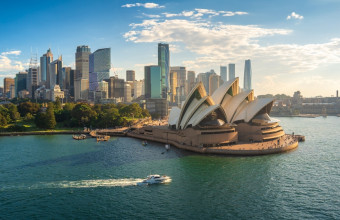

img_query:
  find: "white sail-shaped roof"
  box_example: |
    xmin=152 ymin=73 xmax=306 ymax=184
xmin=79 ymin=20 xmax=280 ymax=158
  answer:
xmin=225 ymin=90 xmax=254 ymax=122
xmin=189 ymin=105 xmax=227 ymax=127
xmin=176 ymin=82 xmax=207 ymax=128
xmin=179 ymin=96 xmax=214 ymax=129
xmin=232 ymin=98 xmax=274 ymax=123
xmin=211 ymin=78 xmax=239 ymax=105
xmin=168 ymin=107 xmax=181 ymax=126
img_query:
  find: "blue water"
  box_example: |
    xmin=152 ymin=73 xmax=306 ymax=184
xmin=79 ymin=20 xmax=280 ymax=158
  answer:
xmin=0 ymin=117 xmax=339 ymax=219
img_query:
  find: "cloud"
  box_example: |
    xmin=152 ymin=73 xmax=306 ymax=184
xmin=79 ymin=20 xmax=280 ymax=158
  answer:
xmin=162 ymin=9 xmax=248 ymax=18
xmin=142 ymin=13 xmax=161 ymax=18
xmin=1 ymin=50 xmax=21 ymax=56
xmin=287 ymin=12 xmax=304 ymax=20
xmin=0 ymin=50 xmax=25 ymax=74
xmin=124 ymin=18 xmax=340 ymax=78
xmin=122 ymin=3 xmax=165 ymax=9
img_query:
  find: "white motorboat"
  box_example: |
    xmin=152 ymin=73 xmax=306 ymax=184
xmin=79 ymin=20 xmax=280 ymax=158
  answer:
xmin=137 ymin=174 xmax=171 ymax=186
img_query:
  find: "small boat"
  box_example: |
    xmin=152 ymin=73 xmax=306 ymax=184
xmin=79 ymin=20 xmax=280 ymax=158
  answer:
xmin=142 ymin=140 xmax=148 ymax=146
xmin=137 ymin=174 xmax=171 ymax=186
xmin=165 ymin=144 xmax=170 ymax=151
xmin=89 ymin=131 xmax=97 ymax=138
xmin=96 ymin=135 xmax=110 ymax=142
xmin=73 ymin=134 xmax=87 ymax=140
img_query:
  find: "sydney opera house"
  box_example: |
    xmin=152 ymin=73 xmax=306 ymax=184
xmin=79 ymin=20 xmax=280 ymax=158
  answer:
xmin=129 ymin=78 xmax=298 ymax=155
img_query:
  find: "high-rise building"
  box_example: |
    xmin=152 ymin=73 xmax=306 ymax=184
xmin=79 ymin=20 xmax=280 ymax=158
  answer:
xmin=104 ymin=76 xmax=125 ymax=99
xmin=9 ymin=84 xmax=15 ymax=99
xmin=197 ymin=70 xmax=215 ymax=92
xmin=244 ymin=59 xmax=252 ymax=90
xmin=158 ymin=43 xmax=170 ymax=98
xmin=49 ymin=56 xmax=63 ymax=90
xmin=40 ymin=48 xmax=53 ymax=86
xmin=89 ymin=48 xmax=110 ymax=96
xmin=126 ymin=70 xmax=135 ymax=82
xmin=220 ymin=66 xmax=227 ymax=82
xmin=169 ymin=71 xmax=177 ymax=103
xmin=187 ymin=71 xmax=196 ymax=93
xmin=27 ymin=67 xmax=39 ymax=97
xmin=124 ymin=83 xmax=132 ymax=102
xmin=4 ymin=78 xmax=15 ymax=96
xmin=144 ymin=65 xmax=161 ymax=99
xmin=75 ymin=45 xmax=91 ymax=100
xmin=15 ymin=72 xmax=27 ymax=97
xmin=133 ymin=80 xmax=143 ymax=99
xmin=209 ymin=74 xmax=220 ymax=95
xmin=228 ymin=63 xmax=236 ymax=80
xmin=170 ymin=66 xmax=187 ymax=96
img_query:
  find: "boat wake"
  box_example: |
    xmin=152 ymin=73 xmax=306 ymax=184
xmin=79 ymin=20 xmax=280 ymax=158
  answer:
xmin=1 ymin=178 xmax=145 ymax=191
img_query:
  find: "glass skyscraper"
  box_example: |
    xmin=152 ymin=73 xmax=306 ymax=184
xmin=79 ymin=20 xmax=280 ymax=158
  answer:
xmin=158 ymin=43 xmax=170 ymax=98
xmin=228 ymin=63 xmax=236 ymax=81
xmin=244 ymin=59 xmax=252 ymax=90
xmin=89 ymin=48 xmax=111 ymax=93
xmin=220 ymin=66 xmax=227 ymax=82
xmin=144 ymin=65 xmax=161 ymax=99
xmin=40 ymin=48 xmax=53 ymax=87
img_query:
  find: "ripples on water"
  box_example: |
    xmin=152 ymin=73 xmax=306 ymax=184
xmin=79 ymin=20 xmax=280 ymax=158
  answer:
xmin=0 ymin=117 xmax=339 ymax=219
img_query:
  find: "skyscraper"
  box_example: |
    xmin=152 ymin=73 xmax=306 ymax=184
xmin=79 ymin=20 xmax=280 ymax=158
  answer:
xmin=209 ymin=74 xmax=220 ymax=95
xmin=104 ymin=76 xmax=125 ymax=98
xmin=144 ymin=65 xmax=161 ymax=99
xmin=170 ymin=66 xmax=187 ymax=96
xmin=4 ymin=78 xmax=15 ymax=98
xmin=15 ymin=72 xmax=27 ymax=96
xmin=89 ymin=48 xmax=111 ymax=95
xmin=49 ymin=56 xmax=63 ymax=90
xmin=220 ymin=66 xmax=227 ymax=82
xmin=229 ymin=64 xmax=235 ymax=81
xmin=126 ymin=70 xmax=135 ymax=82
xmin=244 ymin=59 xmax=252 ymax=90
xmin=169 ymin=71 xmax=177 ymax=103
xmin=158 ymin=43 xmax=170 ymax=98
xmin=40 ymin=48 xmax=53 ymax=86
xmin=75 ymin=45 xmax=91 ymax=100
xmin=187 ymin=71 xmax=196 ymax=93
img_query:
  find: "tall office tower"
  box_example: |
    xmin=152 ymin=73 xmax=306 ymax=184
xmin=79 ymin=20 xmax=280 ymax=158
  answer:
xmin=169 ymin=71 xmax=177 ymax=103
xmin=228 ymin=63 xmax=236 ymax=81
xmin=187 ymin=71 xmax=196 ymax=93
xmin=170 ymin=66 xmax=187 ymax=96
xmin=0 ymin=87 xmax=3 ymax=96
xmin=9 ymin=85 xmax=15 ymax=99
xmin=104 ymin=76 xmax=125 ymax=99
xmin=209 ymin=74 xmax=220 ymax=95
xmin=220 ymin=66 xmax=227 ymax=82
xmin=15 ymin=72 xmax=27 ymax=96
xmin=49 ymin=56 xmax=63 ymax=90
xmin=158 ymin=43 xmax=170 ymax=98
xmin=197 ymin=70 xmax=215 ymax=92
xmin=244 ymin=59 xmax=252 ymax=90
xmin=40 ymin=48 xmax=53 ymax=86
xmin=4 ymin=78 xmax=15 ymax=98
xmin=27 ymin=55 xmax=39 ymax=97
xmin=75 ymin=45 xmax=91 ymax=100
xmin=126 ymin=70 xmax=135 ymax=82
xmin=63 ymin=67 xmax=71 ymax=91
xmin=133 ymin=80 xmax=143 ymax=99
xmin=89 ymin=48 xmax=110 ymax=97
xmin=144 ymin=65 xmax=161 ymax=99
xmin=124 ymin=83 xmax=132 ymax=102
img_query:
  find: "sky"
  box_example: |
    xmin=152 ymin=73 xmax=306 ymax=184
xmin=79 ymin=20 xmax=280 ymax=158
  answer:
xmin=0 ymin=0 xmax=340 ymax=97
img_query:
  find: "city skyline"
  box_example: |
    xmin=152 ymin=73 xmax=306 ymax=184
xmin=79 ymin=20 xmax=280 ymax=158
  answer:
xmin=1 ymin=0 xmax=340 ymax=97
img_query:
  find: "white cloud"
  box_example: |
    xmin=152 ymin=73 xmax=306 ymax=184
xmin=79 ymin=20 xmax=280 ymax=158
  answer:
xmin=1 ymin=50 xmax=21 ymax=56
xmin=122 ymin=3 xmax=165 ymax=9
xmin=0 ymin=50 xmax=25 ymax=75
xmin=162 ymin=9 xmax=247 ymax=18
xmin=142 ymin=13 xmax=161 ymax=18
xmin=124 ymin=18 xmax=340 ymax=82
xmin=287 ymin=12 xmax=304 ymax=20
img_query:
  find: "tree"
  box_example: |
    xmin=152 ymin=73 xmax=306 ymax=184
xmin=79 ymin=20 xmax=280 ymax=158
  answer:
xmin=46 ymin=103 xmax=56 ymax=129
xmin=0 ymin=113 xmax=7 ymax=126
xmin=71 ymin=103 xmax=97 ymax=126
xmin=5 ymin=103 xmax=20 ymax=121
xmin=18 ymin=102 xmax=40 ymax=117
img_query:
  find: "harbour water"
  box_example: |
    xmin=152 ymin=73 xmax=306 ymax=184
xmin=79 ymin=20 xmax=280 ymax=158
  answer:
xmin=0 ymin=117 xmax=339 ymax=219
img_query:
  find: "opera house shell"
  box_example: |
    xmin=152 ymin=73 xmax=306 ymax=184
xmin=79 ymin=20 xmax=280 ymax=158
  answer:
xmin=129 ymin=78 xmax=298 ymax=155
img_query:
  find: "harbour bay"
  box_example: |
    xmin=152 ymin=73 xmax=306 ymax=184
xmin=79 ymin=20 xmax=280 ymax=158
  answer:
xmin=0 ymin=117 xmax=339 ymax=219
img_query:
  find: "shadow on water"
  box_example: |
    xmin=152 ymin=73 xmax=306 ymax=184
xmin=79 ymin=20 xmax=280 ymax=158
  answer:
xmin=15 ymin=137 xmax=195 ymax=170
